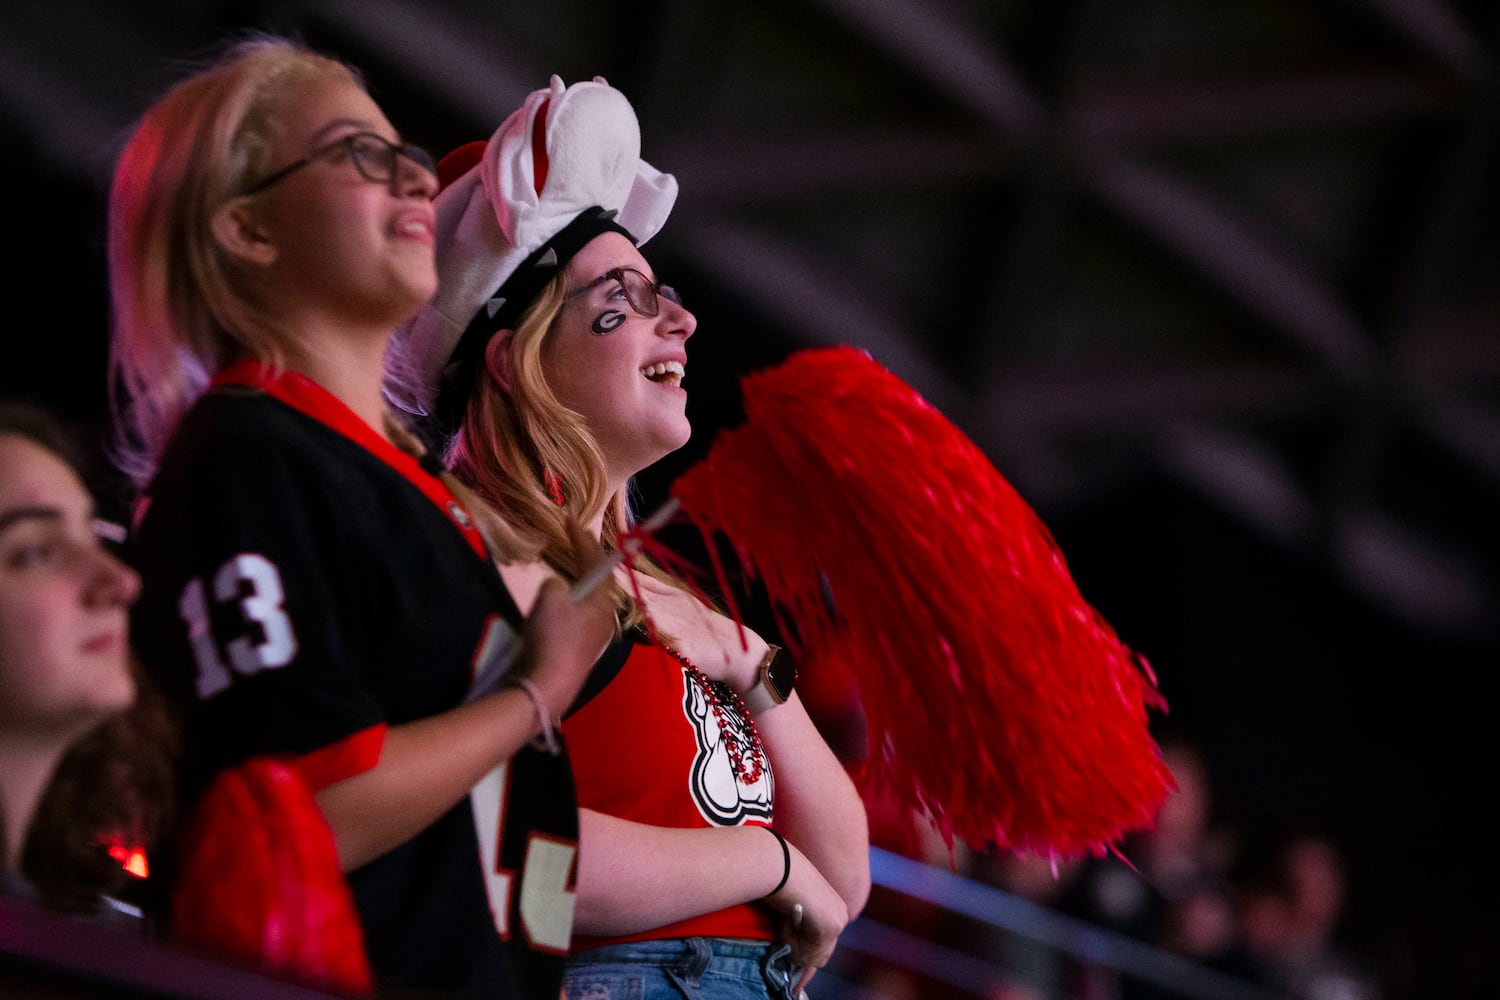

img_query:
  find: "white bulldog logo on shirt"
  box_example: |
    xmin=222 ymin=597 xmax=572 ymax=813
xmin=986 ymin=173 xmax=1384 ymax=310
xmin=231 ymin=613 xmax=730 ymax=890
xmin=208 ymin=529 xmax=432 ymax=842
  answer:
xmin=681 ymin=669 xmax=774 ymax=825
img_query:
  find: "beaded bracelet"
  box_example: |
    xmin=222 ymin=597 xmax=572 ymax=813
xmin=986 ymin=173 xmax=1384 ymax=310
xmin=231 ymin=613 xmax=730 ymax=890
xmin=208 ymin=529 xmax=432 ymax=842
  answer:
xmin=507 ymin=677 xmax=560 ymax=755
xmin=765 ymin=827 xmax=791 ymax=897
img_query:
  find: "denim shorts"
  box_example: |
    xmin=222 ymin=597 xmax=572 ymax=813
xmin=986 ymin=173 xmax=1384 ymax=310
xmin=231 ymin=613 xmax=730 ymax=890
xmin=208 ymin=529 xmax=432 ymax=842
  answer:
xmin=563 ymin=936 xmax=802 ymax=1000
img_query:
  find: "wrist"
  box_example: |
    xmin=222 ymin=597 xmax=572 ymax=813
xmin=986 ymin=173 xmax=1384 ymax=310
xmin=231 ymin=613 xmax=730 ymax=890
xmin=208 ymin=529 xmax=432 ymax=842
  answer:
xmin=763 ymin=826 xmax=791 ymax=898
xmin=505 ymin=677 xmax=561 ymax=755
xmin=739 ymin=643 xmax=794 ymax=716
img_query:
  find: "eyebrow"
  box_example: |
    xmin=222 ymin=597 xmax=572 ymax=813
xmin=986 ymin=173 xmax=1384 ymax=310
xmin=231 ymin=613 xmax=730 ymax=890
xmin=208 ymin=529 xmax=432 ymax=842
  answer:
xmin=307 ymin=117 xmax=394 ymax=145
xmin=586 ymin=267 xmax=659 ymax=289
xmin=567 ymin=272 xmax=618 ymax=300
xmin=0 ymin=506 xmax=62 ymax=534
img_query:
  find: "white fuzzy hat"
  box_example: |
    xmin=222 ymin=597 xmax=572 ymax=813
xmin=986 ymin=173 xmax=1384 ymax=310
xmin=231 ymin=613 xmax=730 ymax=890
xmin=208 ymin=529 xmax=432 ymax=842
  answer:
xmin=387 ymin=75 xmax=678 ymax=432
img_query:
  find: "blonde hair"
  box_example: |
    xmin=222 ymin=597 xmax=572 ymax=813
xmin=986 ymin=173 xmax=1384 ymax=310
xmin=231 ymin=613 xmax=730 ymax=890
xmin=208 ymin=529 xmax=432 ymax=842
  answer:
xmin=448 ymin=273 xmax=675 ymax=623
xmin=108 ymin=37 xmax=356 ymax=485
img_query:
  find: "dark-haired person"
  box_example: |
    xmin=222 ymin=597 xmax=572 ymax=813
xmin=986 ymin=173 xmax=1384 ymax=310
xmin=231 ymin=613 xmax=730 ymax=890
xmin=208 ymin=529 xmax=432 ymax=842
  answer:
xmin=0 ymin=403 xmax=170 ymax=920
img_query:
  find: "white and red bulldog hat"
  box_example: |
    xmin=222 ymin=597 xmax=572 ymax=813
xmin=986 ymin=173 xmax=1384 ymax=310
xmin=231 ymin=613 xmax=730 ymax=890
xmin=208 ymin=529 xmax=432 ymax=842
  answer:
xmin=389 ymin=75 xmax=678 ymax=433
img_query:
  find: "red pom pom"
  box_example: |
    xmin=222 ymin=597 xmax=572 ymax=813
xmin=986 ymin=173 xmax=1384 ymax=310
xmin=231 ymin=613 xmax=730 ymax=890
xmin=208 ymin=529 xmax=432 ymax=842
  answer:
xmin=672 ymin=346 xmax=1174 ymax=860
xmin=170 ymin=759 xmax=372 ymax=994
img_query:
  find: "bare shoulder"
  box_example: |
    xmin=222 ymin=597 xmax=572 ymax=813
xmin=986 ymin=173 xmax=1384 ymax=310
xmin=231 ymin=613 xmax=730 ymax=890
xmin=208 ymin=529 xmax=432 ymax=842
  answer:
xmin=495 ymin=559 xmax=556 ymax=615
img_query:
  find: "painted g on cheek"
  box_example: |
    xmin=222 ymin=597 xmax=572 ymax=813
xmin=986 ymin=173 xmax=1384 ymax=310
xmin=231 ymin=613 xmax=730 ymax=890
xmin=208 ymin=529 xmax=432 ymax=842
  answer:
xmin=591 ymin=310 xmax=626 ymax=335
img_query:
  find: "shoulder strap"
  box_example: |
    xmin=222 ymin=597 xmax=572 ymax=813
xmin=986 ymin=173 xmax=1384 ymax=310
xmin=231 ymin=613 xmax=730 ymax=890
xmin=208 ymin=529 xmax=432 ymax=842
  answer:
xmin=564 ymin=633 xmax=636 ymax=718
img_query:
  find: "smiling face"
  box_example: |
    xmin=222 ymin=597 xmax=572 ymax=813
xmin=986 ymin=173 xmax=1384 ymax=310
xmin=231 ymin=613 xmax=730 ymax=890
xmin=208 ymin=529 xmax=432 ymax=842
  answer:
xmin=0 ymin=435 xmax=138 ymax=744
xmin=540 ymin=233 xmax=698 ymax=485
xmin=234 ymin=75 xmax=438 ymax=333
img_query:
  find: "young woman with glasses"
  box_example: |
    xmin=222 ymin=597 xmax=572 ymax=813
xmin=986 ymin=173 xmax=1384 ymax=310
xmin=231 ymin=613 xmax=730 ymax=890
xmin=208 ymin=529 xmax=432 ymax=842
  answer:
xmin=109 ymin=38 xmax=614 ymax=996
xmin=389 ymin=77 xmax=870 ymax=1000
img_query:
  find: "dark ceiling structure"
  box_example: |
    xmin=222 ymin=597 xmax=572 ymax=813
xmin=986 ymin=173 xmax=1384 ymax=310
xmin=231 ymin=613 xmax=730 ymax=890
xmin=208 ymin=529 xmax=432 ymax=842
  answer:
xmin=3 ymin=0 xmax=1497 ymax=990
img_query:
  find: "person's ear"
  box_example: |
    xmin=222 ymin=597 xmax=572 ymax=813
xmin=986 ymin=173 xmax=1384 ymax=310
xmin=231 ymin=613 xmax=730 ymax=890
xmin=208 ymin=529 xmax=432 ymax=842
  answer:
xmin=210 ymin=198 xmax=278 ymax=267
xmin=483 ymin=328 xmax=517 ymax=392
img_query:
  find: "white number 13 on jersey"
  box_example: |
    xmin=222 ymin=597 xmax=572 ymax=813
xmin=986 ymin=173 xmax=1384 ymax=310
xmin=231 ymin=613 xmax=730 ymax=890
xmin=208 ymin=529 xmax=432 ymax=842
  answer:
xmin=179 ymin=553 xmax=299 ymax=698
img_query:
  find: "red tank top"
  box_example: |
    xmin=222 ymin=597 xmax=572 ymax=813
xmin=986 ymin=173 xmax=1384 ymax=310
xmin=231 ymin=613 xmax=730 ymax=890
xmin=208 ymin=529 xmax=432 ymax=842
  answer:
xmin=563 ymin=640 xmax=778 ymax=949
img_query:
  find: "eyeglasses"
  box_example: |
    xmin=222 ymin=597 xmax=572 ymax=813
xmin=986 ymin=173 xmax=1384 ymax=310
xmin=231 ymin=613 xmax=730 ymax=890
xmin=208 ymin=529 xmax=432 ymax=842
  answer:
xmin=241 ymin=131 xmax=436 ymax=196
xmin=566 ymin=267 xmax=683 ymax=317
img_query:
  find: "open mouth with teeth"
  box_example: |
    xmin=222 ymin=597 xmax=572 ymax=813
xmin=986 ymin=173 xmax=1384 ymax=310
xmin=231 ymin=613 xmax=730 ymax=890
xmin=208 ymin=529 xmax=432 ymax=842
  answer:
xmin=641 ymin=360 xmax=685 ymax=388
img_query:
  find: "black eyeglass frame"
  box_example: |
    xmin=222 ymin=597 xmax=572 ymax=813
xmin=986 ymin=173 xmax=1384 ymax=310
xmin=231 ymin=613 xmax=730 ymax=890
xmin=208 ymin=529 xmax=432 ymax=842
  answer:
xmin=240 ymin=130 xmax=436 ymax=196
xmin=565 ymin=267 xmax=683 ymax=318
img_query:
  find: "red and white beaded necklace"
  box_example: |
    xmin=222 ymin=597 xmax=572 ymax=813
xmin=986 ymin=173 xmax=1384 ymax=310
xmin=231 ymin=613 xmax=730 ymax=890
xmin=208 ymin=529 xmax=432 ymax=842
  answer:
xmin=661 ymin=645 xmax=767 ymax=785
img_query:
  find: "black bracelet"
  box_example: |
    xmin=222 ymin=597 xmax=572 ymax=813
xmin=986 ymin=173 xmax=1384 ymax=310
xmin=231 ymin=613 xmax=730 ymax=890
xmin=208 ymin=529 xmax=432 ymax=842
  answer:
xmin=765 ymin=827 xmax=791 ymax=897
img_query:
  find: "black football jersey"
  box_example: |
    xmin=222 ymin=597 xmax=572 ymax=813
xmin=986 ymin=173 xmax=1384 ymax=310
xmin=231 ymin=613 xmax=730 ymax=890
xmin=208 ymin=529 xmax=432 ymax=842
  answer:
xmin=130 ymin=362 xmax=578 ymax=997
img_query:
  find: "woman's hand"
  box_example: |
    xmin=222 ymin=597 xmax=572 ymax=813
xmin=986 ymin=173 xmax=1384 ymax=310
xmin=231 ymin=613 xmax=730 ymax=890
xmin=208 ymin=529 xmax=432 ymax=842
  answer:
xmin=624 ymin=572 xmax=765 ymax=692
xmin=765 ymin=838 xmax=850 ymax=988
xmin=515 ymin=519 xmax=617 ymax=719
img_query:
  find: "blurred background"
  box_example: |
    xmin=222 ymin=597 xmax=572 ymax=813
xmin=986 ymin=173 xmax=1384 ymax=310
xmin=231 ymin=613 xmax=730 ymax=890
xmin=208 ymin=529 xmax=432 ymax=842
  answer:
xmin=1 ymin=2 xmax=1496 ymax=998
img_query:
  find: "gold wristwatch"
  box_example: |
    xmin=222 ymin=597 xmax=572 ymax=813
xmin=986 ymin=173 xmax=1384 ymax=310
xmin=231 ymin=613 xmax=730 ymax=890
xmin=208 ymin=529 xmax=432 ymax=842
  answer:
xmin=740 ymin=644 xmax=795 ymax=715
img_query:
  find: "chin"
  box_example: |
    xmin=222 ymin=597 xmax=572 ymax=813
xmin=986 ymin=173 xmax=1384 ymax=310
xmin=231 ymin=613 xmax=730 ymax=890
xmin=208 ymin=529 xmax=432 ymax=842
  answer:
xmin=661 ymin=421 xmax=693 ymax=456
xmin=81 ymin=688 xmax=135 ymax=727
xmin=401 ymin=279 xmax=440 ymax=317
xmin=385 ymin=264 xmax=439 ymax=315
xmin=627 ymin=433 xmax=691 ymax=477
xmin=78 ymin=688 xmax=134 ymax=724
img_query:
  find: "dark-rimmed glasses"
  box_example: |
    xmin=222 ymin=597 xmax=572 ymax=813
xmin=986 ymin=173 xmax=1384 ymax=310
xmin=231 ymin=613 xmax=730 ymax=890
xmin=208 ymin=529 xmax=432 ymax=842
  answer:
xmin=241 ymin=131 xmax=436 ymax=196
xmin=566 ymin=267 xmax=683 ymax=317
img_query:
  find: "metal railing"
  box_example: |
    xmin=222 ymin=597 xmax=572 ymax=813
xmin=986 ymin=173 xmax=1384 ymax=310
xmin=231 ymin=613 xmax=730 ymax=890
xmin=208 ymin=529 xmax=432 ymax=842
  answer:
xmin=821 ymin=847 xmax=1288 ymax=1000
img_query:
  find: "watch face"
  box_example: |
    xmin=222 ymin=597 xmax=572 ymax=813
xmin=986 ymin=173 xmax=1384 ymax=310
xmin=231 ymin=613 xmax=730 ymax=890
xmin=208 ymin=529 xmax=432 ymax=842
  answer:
xmin=765 ymin=650 xmax=797 ymax=701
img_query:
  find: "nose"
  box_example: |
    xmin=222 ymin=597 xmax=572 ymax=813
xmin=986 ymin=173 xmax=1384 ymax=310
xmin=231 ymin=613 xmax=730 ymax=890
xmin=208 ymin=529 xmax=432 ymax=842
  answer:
xmin=87 ymin=546 xmax=141 ymax=609
xmin=395 ymin=153 xmax=438 ymax=200
xmin=658 ymin=298 xmax=697 ymax=342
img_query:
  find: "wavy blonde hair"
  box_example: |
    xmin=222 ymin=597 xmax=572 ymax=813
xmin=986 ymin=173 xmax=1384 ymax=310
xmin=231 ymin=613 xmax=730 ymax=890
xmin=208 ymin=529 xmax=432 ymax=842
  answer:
xmin=107 ymin=37 xmax=356 ymax=485
xmin=448 ymin=272 xmax=683 ymax=623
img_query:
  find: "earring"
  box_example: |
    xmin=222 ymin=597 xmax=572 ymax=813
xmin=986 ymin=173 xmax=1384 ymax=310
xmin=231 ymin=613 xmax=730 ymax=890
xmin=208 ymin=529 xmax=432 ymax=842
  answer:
xmin=544 ymin=469 xmax=566 ymax=506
